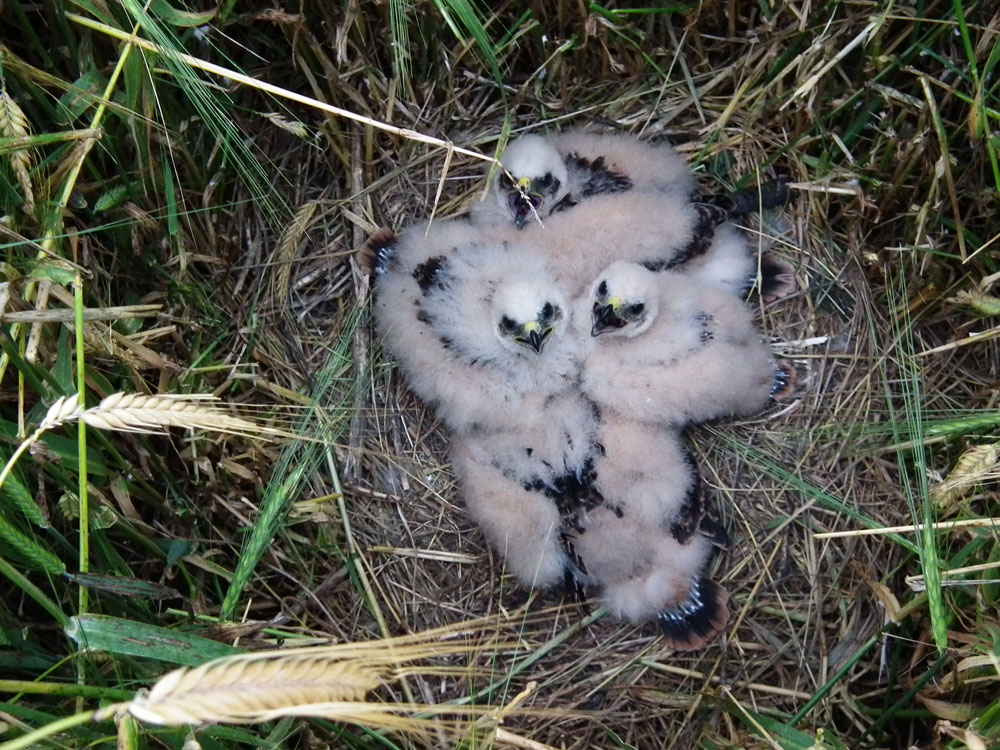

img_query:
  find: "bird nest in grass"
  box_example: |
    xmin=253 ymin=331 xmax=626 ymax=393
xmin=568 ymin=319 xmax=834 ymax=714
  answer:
xmin=262 ymin=95 xmax=903 ymax=750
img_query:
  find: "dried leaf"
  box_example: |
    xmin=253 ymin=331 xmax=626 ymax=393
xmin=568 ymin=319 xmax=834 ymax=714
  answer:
xmin=916 ymin=693 xmax=976 ymax=721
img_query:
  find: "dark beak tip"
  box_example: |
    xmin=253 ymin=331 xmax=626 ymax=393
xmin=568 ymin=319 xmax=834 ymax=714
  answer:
xmin=592 ymin=304 xmax=625 ymax=336
xmin=529 ymin=331 xmax=542 ymax=353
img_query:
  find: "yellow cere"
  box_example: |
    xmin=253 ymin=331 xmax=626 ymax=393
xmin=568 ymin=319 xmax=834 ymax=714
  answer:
xmin=516 ymin=176 xmax=532 ymax=190
xmin=608 ymin=296 xmax=623 ymax=310
xmin=523 ymin=320 xmax=541 ymax=333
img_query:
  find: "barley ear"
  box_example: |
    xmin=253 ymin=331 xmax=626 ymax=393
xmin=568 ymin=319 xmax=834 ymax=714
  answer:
xmin=0 ymin=82 xmax=36 ymax=214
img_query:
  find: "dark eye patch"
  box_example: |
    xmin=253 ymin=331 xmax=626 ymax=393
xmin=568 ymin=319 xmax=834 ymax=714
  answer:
xmin=626 ymin=303 xmax=645 ymax=317
xmin=597 ymin=281 xmax=608 ymax=297
xmin=535 ymin=173 xmax=553 ymax=189
xmin=498 ymin=174 xmax=514 ymax=190
xmin=499 ymin=315 xmax=518 ymax=334
xmin=539 ymin=302 xmax=561 ymax=322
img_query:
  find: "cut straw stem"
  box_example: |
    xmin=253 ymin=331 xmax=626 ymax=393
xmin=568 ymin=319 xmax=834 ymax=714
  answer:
xmin=814 ymin=517 xmax=999 ymax=539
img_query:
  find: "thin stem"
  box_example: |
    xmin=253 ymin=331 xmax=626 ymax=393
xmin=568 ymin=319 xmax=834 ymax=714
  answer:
xmin=0 ymin=555 xmax=68 ymax=627
xmin=74 ymin=274 xmax=88 ymax=615
xmin=0 ymin=710 xmax=96 ymax=750
xmin=0 ymin=425 xmax=45 ymax=496
xmin=0 ymin=680 xmax=131 ymax=700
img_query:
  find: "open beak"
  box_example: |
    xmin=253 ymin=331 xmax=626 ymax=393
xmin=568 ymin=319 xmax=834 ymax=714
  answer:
xmin=591 ymin=298 xmax=626 ymax=336
xmin=514 ymin=321 xmax=552 ymax=354
xmin=507 ymin=179 xmax=544 ymax=229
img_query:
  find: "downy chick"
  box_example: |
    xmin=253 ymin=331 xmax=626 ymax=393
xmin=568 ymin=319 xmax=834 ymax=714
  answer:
xmin=580 ymin=260 xmax=786 ymax=426
xmin=472 ymin=131 xmax=674 ymax=229
xmin=451 ymin=433 xmax=585 ymax=592
xmin=567 ymin=419 xmax=730 ymax=650
xmin=365 ymin=220 xmax=577 ymax=434
xmin=365 ymin=221 xmax=605 ymax=521
xmin=469 ymin=132 xmax=752 ymax=297
xmin=470 ymin=130 xmax=794 ymax=300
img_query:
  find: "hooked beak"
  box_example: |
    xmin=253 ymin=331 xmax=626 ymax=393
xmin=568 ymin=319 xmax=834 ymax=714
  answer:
xmin=507 ymin=177 xmax=544 ymax=229
xmin=513 ymin=320 xmax=553 ymax=354
xmin=591 ymin=298 xmax=626 ymax=336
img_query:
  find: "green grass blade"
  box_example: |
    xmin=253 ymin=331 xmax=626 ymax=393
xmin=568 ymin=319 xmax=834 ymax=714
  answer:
xmin=65 ymin=614 xmax=242 ymax=665
xmin=221 ymin=310 xmax=362 ymax=620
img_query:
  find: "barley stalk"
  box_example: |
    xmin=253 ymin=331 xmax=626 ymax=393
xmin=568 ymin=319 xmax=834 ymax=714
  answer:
xmin=0 ymin=81 xmax=35 ymax=213
xmin=98 ymin=647 xmax=522 ymax=737
xmin=0 ymin=393 xmax=292 ymax=498
xmin=270 ymin=200 xmax=320 ymax=314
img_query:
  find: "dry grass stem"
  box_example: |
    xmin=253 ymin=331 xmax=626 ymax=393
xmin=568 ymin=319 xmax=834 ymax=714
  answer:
xmin=0 ymin=304 xmax=162 ymax=323
xmin=815 ymin=518 xmax=1000 ymax=539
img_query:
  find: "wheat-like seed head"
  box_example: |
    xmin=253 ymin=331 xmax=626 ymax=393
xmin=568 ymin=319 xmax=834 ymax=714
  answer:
xmin=79 ymin=392 xmax=292 ymax=439
xmin=0 ymin=82 xmax=36 ymax=213
xmin=951 ymin=289 xmax=1000 ymax=318
xmin=932 ymin=442 xmax=1000 ymax=511
xmin=40 ymin=394 xmax=84 ymax=431
xmin=114 ymin=648 xmax=521 ymax=740
xmin=270 ymin=200 xmax=320 ymax=314
xmin=126 ymin=653 xmax=385 ymax=726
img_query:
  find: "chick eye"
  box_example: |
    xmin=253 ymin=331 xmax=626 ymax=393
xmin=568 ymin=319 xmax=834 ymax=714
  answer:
xmin=499 ymin=315 xmax=518 ymax=334
xmin=535 ymin=173 xmax=552 ymax=190
xmin=597 ymin=281 xmax=608 ymax=298
xmin=541 ymin=302 xmax=554 ymax=319
xmin=625 ymin=303 xmax=645 ymax=317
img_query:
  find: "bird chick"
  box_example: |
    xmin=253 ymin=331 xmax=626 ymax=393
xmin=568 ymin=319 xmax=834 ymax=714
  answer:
xmin=567 ymin=418 xmax=730 ymax=650
xmin=469 ymin=130 xmax=795 ymax=301
xmin=470 ymin=131 xmax=759 ymax=297
xmin=580 ymin=260 xmax=785 ymax=426
xmin=366 ymin=220 xmax=579 ymax=434
xmin=451 ymin=432 xmax=593 ymax=598
xmin=474 ymin=130 xmax=688 ymax=230
xmin=484 ymin=134 xmax=574 ymax=229
xmin=451 ymin=434 xmax=579 ymax=592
